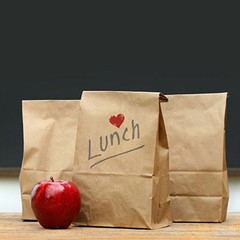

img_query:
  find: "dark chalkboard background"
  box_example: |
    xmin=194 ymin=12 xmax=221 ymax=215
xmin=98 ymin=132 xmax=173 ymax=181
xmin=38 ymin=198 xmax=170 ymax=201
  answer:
xmin=0 ymin=2 xmax=239 ymax=169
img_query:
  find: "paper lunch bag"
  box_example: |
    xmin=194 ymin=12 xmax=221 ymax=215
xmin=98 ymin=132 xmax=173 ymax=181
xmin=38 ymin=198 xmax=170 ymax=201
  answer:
xmin=161 ymin=93 xmax=229 ymax=222
xmin=73 ymin=91 xmax=171 ymax=229
xmin=19 ymin=100 xmax=79 ymax=220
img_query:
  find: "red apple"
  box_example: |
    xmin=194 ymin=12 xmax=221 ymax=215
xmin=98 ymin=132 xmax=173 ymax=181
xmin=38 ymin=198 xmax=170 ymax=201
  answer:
xmin=30 ymin=177 xmax=81 ymax=229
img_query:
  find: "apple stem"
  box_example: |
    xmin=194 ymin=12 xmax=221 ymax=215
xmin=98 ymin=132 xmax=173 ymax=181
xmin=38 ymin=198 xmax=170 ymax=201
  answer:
xmin=50 ymin=177 xmax=54 ymax=182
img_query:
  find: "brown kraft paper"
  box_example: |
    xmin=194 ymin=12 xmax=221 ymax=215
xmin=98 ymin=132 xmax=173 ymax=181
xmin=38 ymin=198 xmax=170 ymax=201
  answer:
xmin=19 ymin=100 xmax=79 ymax=220
xmin=161 ymin=92 xmax=229 ymax=222
xmin=73 ymin=91 xmax=171 ymax=229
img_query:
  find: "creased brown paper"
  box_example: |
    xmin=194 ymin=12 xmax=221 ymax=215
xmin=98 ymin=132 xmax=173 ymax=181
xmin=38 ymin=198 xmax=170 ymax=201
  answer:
xmin=73 ymin=91 xmax=171 ymax=229
xmin=19 ymin=100 xmax=79 ymax=220
xmin=161 ymin=93 xmax=229 ymax=222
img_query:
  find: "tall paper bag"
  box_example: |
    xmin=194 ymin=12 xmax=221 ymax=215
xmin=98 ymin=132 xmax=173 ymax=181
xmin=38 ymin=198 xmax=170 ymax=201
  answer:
xmin=19 ymin=100 xmax=79 ymax=220
xmin=73 ymin=91 xmax=171 ymax=229
xmin=161 ymin=93 xmax=228 ymax=222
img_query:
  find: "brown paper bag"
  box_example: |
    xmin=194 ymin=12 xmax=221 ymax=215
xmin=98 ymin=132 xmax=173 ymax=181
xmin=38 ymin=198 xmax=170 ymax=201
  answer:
xmin=161 ymin=93 xmax=229 ymax=222
xmin=73 ymin=91 xmax=171 ymax=229
xmin=19 ymin=100 xmax=79 ymax=220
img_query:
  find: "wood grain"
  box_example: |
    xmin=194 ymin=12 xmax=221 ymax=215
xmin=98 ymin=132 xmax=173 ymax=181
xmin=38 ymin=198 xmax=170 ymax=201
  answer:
xmin=0 ymin=213 xmax=239 ymax=240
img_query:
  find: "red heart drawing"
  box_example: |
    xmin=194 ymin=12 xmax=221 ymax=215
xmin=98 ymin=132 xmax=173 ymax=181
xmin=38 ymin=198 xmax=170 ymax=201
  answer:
xmin=109 ymin=114 xmax=125 ymax=128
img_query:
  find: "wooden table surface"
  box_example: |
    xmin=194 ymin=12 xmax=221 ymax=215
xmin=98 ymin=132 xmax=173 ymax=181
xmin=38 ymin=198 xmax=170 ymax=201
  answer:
xmin=0 ymin=213 xmax=239 ymax=240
